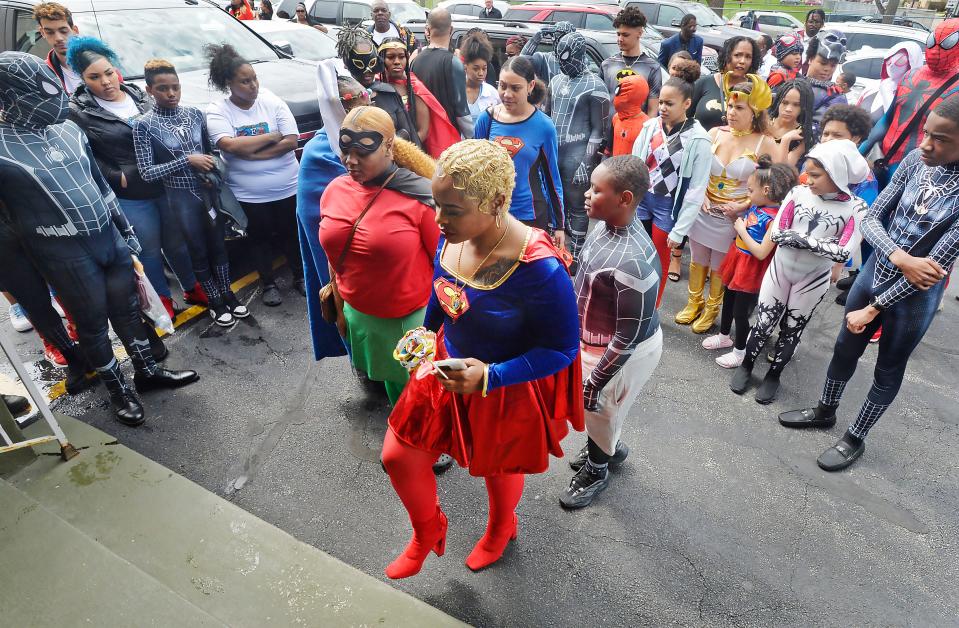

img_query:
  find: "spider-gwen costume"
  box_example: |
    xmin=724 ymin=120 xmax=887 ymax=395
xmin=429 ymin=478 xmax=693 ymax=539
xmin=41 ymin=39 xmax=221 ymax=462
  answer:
xmin=863 ymin=19 xmax=959 ymax=177
xmin=561 ymin=213 xmax=662 ymax=508
xmin=732 ymin=140 xmax=869 ymax=404
xmin=548 ymin=33 xmax=610 ymax=264
xmin=0 ymin=52 xmax=197 ymax=425
xmin=781 ymin=148 xmax=959 ymax=470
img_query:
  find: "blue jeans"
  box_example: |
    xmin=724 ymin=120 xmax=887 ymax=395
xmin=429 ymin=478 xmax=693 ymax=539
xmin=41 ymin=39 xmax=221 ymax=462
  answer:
xmin=637 ymin=192 xmax=675 ymax=234
xmin=118 ymin=196 xmax=196 ymax=299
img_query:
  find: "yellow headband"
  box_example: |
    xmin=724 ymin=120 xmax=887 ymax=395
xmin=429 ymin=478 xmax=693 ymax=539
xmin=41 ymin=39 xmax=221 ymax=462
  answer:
xmin=378 ymin=41 xmax=407 ymax=54
xmin=724 ymin=73 xmax=772 ymax=114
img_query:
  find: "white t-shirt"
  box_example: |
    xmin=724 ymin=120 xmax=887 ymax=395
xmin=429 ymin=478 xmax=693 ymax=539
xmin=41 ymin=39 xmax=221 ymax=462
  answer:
xmin=62 ymin=63 xmax=82 ymax=95
xmin=206 ymin=88 xmax=299 ymax=203
xmin=371 ymin=24 xmax=399 ymax=46
xmin=468 ymin=82 xmax=500 ymax=122
xmin=94 ymin=93 xmax=141 ymax=123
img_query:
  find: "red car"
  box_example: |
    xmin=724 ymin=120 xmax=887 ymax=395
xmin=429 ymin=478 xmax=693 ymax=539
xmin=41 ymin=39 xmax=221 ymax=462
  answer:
xmin=503 ymin=3 xmax=620 ymax=31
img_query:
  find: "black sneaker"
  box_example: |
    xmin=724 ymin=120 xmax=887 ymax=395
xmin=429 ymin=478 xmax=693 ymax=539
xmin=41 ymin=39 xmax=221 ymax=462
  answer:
xmin=560 ymin=465 xmax=610 ymax=509
xmin=836 ymin=271 xmax=858 ymax=291
xmin=209 ymin=302 xmax=235 ymax=327
xmin=835 ymin=290 xmax=849 ymax=306
xmin=222 ymin=291 xmax=249 ymax=318
xmin=569 ymin=440 xmax=629 ymax=471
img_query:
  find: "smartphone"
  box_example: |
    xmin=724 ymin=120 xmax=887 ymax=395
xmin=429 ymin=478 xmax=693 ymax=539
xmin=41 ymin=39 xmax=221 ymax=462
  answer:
xmin=433 ymin=358 xmax=468 ymax=371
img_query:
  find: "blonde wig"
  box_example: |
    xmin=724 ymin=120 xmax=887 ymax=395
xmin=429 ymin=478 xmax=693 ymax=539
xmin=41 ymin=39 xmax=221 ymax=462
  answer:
xmin=341 ymin=105 xmax=395 ymax=139
xmin=394 ymin=137 xmax=436 ymax=180
xmin=436 ymin=140 xmax=516 ymax=216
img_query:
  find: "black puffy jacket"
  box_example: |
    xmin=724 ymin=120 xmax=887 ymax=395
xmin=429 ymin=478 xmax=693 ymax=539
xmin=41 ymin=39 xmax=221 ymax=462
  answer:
xmin=68 ymin=83 xmax=165 ymax=200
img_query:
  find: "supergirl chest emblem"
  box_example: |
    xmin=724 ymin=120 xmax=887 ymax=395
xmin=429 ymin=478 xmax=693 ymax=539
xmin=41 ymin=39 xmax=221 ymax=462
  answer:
xmin=434 ymin=277 xmax=470 ymax=321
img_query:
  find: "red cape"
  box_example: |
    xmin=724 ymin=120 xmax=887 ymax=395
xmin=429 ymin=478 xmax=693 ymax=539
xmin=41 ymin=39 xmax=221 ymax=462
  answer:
xmin=409 ymin=74 xmax=461 ymax=159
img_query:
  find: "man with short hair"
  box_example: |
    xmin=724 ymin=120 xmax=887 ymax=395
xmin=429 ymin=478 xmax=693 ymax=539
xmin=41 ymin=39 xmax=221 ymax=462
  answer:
xmin=410 ymin=8 xmax=473 ymax=138
xmin=32 ymin=2 xmax=81 ymax=94
xmin=799 ymin=8 xmax=825 ymax=56
xmin=657 ymin=14 xmax=702 ymax=68
xmin=367 ymin=0 xmax=417 ymax=50
xmin=481 ymin=0 xmax=501 ymax=19
xmin=601 ymin=7 xmax=660 ymax=117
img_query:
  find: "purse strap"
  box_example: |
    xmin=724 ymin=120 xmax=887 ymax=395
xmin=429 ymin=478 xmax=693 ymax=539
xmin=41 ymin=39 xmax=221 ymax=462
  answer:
xmin=884 ymin=71 xmax=959 ymax=161
xmin=333 ymin=170 xmax=397 ymax=273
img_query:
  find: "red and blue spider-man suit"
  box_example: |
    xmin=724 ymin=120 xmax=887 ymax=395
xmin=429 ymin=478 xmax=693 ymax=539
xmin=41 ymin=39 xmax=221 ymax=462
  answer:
xmin=863 ymin=19 xmax=959 ymax=176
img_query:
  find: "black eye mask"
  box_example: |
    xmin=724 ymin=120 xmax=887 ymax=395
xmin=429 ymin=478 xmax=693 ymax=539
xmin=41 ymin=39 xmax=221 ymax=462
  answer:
xmin=348 ymin=48 xmax=381 ymax=77
xmin=339 ymin=128 xmax=384 ymax=154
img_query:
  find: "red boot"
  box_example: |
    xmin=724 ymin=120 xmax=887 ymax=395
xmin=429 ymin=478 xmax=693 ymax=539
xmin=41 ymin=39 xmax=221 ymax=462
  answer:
xmin=385 ymin=509 xmax=448 ymax=579
xmin=465 ymin=513 xmax=518 ymax=572
xmin=159 ymin=295 xmax=176 ymax=321
xmin=184 ymin=283 xmax=209 ymax=307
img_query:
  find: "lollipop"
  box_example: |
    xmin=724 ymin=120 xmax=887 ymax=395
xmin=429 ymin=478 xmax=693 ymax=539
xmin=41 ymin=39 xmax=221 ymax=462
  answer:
xmin=393 ymin=327 xmax=437 ymax=371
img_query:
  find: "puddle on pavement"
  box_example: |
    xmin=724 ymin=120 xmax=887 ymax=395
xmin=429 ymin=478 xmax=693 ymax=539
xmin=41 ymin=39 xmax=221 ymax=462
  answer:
xmin=67 ymin=450 xmax=120 ymax=486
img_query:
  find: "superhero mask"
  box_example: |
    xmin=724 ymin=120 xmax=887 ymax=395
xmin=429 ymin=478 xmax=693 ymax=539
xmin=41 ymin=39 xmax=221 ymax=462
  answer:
xmin=774 ymin=33 xmax=803 ymax=63
xmin=925 ymin=18 xmax=959 ymax=73
xmin=346 ymin=40 xmax=382 ymax=82
xmin=557 ymin=33 xmax=587 ymax=77
xmin=0 ymin=52 xmax=69 ymax=130
xmin=814 ymin=29 xmax=847 ymax=62
xmin=339 ymin=128 xmax=385 ymax=154
xmin=613 ymin=74 xmax=649 ymax=119
xmin=553 ymin=21 xmax=576 ymax=42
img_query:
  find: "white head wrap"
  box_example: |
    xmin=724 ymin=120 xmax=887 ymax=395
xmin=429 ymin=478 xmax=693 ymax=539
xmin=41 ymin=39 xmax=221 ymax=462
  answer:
xmin=806 ymin=139 xmax=870 ymax=196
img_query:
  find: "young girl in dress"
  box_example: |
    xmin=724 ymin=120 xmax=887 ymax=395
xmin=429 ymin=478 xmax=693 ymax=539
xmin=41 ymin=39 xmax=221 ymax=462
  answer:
xmin=702 ymin=157 xmax=798 ymax=368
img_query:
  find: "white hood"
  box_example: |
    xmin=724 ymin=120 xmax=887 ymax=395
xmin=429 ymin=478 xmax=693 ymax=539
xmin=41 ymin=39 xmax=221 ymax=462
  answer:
xmin=315 ymin=59 xmax=347 ymax=158
xmin=807 ymin=139 xmax=870 ymax=196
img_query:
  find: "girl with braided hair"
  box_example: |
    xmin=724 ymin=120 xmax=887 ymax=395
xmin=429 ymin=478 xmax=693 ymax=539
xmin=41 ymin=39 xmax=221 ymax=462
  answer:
xmin=382 ymin=140 xmax=582 ymax=578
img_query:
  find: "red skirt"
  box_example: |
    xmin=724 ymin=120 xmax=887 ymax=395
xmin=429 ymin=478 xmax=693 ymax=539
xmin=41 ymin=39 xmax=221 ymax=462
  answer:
xmin=388 ymin=349 xmax=584 ymax=477
xmin=719 ymin=241 xmax=771 ymax=294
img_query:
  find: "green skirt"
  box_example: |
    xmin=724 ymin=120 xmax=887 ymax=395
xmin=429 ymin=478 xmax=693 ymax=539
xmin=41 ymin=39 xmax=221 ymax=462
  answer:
xmin=343 ymin=302 xmax=425 ymax=404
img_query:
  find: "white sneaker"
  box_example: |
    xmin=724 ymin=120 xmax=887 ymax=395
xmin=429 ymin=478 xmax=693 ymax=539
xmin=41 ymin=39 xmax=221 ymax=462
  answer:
xmin=51 ymin=298 xmax=66 ymax=318
xmin=8 ymin=303 xmax=32 ymax=332
xmin=702 ymin=333 xmax=733 ymax=350
xmin=716 ymin=350 xmax=745 ymax=369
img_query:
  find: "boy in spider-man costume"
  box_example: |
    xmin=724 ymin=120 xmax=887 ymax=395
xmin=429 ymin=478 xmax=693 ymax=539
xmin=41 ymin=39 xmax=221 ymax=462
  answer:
xmin=862 ymin=19 xmax=959 ymax=179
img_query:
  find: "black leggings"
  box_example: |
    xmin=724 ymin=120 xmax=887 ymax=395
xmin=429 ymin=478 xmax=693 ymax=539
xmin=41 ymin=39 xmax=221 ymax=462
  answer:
xmin=240 ymin=195 xmax=303 ymax=285
xmin=24 ymin=228 xmax=155 ymax=376
xmin=719 ymin=289 xmax=758 ymax=350
xmin=0 ymin=234 xmax=78 ymax=360
xmin=166 ymin=187 xmax=228 ymax=283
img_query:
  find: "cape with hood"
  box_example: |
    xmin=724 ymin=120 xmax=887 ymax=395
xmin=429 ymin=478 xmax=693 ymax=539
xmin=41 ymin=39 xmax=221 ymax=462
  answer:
xmin=856 ymin=42 xmax=924 ymax=124
xmin=611 ymin=74 xmax=649 ymax=156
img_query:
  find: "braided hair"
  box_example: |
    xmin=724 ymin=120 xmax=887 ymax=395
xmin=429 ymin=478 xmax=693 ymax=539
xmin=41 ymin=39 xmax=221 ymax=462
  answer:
xmin=336 ymin=24 xmax=375 ymax=63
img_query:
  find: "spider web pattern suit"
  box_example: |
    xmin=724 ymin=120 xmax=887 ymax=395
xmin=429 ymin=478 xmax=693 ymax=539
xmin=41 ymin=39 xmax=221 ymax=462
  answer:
xmin=549 ymin=33 xmax=610 ymax=264
xmin=819 ymin=150 xmax=959 ymax=439
xmin=742 ymin=185 xmax=867 ymax=374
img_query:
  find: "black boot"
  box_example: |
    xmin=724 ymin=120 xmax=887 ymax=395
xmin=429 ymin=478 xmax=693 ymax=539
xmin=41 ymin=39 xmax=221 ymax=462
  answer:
xmin=835 ymin=270 xmax=858 ymax=291
xmin=778 ymin=402 xmax=838 ymax=429
xmin=110 ymin=390 xmax=145 ymax=426
xmin=755 ymin=371 xmax=781 ymax=405
xmin=143 ymin=322 xmax=168 ymax=363
xmin=134 ymin=368 xmax=199 ymax=393
xmin=65 ymin=361 xmax=98 ymax=395
xmin=730 ymin=364 xmax=753 ymax=394
xmin=3 ymin=394 xmax=30 ymax=417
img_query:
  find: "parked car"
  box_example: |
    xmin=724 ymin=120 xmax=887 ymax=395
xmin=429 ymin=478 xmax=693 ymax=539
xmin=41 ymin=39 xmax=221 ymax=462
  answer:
xmin=834 ymin=49 xmax=885 ymax=105
xmin=728 ymin=11 xmax=803 ymax=38
xmin=2 ymin=0 xmax=324 ymax=148
xmin=838 ymin=22 xmax=927 ymax=53
xmin=859 ymin=15 xmax=930 ymax=32
xmin=245 ymin=19 xmax=338 ymax=62
xmin=503 ymin=2 xmax=621 ymax=31
xmin=437 ymin=0 xmax=510 ymax=19
xmin=620 ymin=0 xmax=760 ymax=58
xmin=274 ymin=0 xmax=426 ymax=25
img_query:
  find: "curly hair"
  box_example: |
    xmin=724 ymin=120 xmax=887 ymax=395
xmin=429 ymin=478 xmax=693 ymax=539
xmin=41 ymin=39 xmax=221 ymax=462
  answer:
xmin=719 ymin=36 xmax=761 ymax=75
xmin=668 ymin=52 xmax=700 ymax=85
xmin=205 ymin=44 xmax=248 ymax=92
xmin=65 ymin=36 xmax=118 ymax=77
xmin=33 ymin=2 xmax=72 ymax=26
xmin=144 ymin=58 xmax=177 ymax=86
xmin=613 ymin=6 xmax=647 ymax=29
xmin=820 ymin=104 xmax=873 ymax=143
xmin=437 ymin=140 xmax=516 ymax=216
xmin=461 ymin=31 xmax=493 ymax=64
xmin=754 ymin=155 xmax=798 ymax=204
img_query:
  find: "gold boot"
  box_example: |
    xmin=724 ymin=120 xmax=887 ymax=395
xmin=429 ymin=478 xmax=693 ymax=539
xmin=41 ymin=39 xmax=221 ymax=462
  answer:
xmin=692 ymin=271 xmax=725 ymax=334
xmin=675 ymin=262 xmax=707 ymax=325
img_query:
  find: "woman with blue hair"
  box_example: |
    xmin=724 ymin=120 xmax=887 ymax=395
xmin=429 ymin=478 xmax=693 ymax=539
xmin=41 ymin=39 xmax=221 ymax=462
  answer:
xmin=66 ymin=36 xmax=208 ymax=320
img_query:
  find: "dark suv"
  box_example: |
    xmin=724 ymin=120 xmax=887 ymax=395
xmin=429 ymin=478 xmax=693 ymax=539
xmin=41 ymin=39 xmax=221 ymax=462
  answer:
xmin=621 ymin=0 xmax=759 ymax=62
xmin=1 ymin=0 xmax=324 ymax=147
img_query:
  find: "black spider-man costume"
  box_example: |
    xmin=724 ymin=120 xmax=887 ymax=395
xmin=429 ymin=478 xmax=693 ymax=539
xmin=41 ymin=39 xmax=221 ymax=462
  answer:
xmin=863 ymin=19 xmax=959 ymax=172
xmin=0 ymin=52 xmax=197 ymax=425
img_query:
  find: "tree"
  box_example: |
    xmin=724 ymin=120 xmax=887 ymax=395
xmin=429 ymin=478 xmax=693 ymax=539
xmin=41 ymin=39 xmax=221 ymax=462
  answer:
xmin=873 ymin=0 xmax=902 ymax=23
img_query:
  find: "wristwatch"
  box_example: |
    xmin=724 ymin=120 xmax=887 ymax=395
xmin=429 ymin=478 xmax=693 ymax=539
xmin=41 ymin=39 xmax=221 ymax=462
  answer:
xmin=868 ymin=297 xmax=885 ymax=312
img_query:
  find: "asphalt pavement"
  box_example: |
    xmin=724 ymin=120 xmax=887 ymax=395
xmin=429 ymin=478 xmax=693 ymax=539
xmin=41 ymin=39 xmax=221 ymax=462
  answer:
xmin=5 ymin=261 xmax=959 ymax=627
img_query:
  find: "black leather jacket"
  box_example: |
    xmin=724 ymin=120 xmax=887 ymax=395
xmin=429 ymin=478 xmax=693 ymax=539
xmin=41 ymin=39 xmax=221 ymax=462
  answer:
xmin=68 ymin=83 xmax=165 ymax=200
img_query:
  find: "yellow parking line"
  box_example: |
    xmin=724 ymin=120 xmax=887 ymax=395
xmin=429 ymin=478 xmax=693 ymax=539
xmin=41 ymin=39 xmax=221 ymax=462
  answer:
xmin=45 ymin=258 xmax=287 ymax=402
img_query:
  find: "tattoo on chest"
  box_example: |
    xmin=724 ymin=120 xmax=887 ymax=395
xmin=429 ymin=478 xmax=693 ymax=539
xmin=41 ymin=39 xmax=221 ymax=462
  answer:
xmin=472 ymin=258 xmax=518 ymax=286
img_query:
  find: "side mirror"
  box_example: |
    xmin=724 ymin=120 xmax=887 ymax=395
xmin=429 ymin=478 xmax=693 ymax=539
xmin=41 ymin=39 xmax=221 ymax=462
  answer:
xmin=275 ymin=41 xmax=294 ymax=56
xmin=670 ymin=19 xmax=681 ymax=27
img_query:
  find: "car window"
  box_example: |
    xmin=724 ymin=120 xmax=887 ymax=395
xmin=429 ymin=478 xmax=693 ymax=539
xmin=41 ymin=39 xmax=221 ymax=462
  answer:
xmin=629 ymin=3 xmax=658 ymax=23
xmin=342 ymin=2 xmax=371 ymax=24
xmin=657 ymin=5 xmax=685 ymax=28
xmin=14 ymin=9 xmax=98 ymax=58
xmin=846 ymin=32 xmax=925 ymax=51
xmin=683 ymin=3 xmax=724 ymax=27
xmin=504 ymin=8 xmax=541 ymax=21
xmin=78 ymin=7 xmax=278 ymax=79
xmin=549 ymin=11 xmax=585 ymax=27
xmin=389 ymin=2 xmax=425 ymax=24
xmin=310 ymin=0 xmax=339 ymax=22
xmin=274 ymin=0 xmax=300 ymax=18
xmin=263 ymin=28 xmax=337 ymax=61
xmin=585 ymin=47 xmax=602 ymax=76
xmin=585 ymin=13 xmax=613 ymax=31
